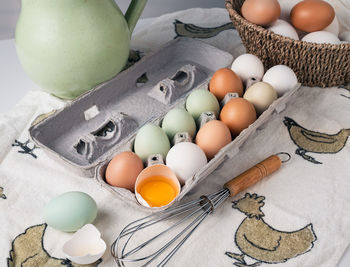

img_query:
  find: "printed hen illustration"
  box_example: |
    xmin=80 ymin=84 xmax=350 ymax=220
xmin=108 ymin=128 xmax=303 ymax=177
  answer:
xmin=174 ymin=20 xmax=235 ymax=39
xmin=7 ymin=224 xmax=101 ymax=267
xmin=0 ymin=186 xmax=6 ymax=199
xmin=284 ymin=117 xmax=350 ymax=164
xmin=226 ymin=193 xmax=316 ymax=267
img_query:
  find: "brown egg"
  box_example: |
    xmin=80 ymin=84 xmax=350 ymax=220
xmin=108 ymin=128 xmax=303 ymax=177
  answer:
xmin=220 ymin=98 xmax=256 ymax=136
xmin=241 ymin=0 xmax=281 ymax=26
xmin=209 ymin=68 xmax=243 ymax=100
xmin=290 ymin=0 xmax=335 ymax=32
xmin=105 ymin=151 xmax=144 ymax=191
xmin=195 ymin=120 xmax=232 ymax=160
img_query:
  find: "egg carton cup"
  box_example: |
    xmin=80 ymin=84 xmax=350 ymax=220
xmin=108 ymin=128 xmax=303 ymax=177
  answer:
xmin=29 ymin=38 xmax=300 ymax=208
xmin=95 ymin=84 xmax=299 ymax=208
xmin=225 ymin=0 xmax=350 ymax=87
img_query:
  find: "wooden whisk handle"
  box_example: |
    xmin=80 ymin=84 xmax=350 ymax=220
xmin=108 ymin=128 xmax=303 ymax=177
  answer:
xmin=224 ymin=155 xmax=282 ymax=197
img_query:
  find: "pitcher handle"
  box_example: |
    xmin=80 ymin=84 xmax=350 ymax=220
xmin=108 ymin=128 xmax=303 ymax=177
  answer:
xmin=125 ymin=0 xmax=147 ymax=33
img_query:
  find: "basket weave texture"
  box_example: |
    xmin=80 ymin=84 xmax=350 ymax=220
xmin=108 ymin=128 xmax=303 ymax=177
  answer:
xmin=225 ymin=0 xmax=350 ymax=87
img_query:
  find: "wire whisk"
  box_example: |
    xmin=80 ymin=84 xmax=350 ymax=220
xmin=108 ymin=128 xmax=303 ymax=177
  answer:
xmin=111 ymin=153 xmax=290 ymax=266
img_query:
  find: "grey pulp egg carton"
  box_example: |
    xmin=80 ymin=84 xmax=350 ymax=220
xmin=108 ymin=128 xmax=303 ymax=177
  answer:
xmin=29 ymin=38 xmax=300 ymax=206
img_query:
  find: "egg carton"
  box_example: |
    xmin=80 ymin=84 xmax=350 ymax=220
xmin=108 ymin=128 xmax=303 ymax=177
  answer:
xmin=29 ymin=38 xmax=300 ymax=207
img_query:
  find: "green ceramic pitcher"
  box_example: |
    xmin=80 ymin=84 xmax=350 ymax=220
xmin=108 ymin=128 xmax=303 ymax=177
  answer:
xmin=15 ymin=0 xmax=147 ymax=99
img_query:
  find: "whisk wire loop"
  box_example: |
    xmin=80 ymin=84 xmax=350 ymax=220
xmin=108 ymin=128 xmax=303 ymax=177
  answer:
xmin=112 ymin=188 xmax=230 ymax=266
xmin=112 ymin=154 xmax=284 ymax=266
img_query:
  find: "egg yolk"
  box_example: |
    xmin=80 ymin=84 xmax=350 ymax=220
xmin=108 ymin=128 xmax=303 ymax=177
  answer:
xmin=138 ymin=176 xmax=178 ymax=207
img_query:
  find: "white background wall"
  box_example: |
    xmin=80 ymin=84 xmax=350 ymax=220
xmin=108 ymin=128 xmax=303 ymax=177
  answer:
xmin=0 ymin=0 xmax=224 ymax=40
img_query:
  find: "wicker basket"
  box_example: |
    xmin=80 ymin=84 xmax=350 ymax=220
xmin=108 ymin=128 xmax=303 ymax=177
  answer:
xmin=225 ymin=0 xmax=350 ymax=87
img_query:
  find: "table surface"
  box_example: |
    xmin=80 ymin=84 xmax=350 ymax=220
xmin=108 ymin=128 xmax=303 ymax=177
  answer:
xmin=1 ymin=38 xmax=350 ymax=267
xmin=0 ymin=2 xmax=349 ymax=266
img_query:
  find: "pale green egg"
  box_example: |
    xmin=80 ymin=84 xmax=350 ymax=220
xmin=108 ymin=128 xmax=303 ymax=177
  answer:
xmin=162 ymin=108 xmax=196 ymax=140
xmin=44 ymin=191 xmax=97 ymax=232
xmin=185 ymin=90 xmax=220 ymax=120
xmin=134 ymin=123 xmax=171 ymax=161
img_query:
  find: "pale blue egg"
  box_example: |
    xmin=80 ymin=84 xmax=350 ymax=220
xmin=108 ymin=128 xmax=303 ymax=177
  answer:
xmin=185 ymin=90 xmax=220 ymax=120
xmin=162 ymin=108 xmax=196 ymax=140
xmin=134 ymin=123 xmax=171 ymax=161
xmin=44 ymin=191 xmax=97 ymax=232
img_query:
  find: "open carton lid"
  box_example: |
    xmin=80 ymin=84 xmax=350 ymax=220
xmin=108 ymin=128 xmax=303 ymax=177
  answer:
xmin=29 ymin=38 xmax=233 ymax=174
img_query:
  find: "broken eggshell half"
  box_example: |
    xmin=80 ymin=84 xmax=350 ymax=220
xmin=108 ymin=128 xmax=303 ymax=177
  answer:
xmin=62 ymin=224 xmax=106 ymax=265
xmin=135 ymin=164 xmax=181 ymax=209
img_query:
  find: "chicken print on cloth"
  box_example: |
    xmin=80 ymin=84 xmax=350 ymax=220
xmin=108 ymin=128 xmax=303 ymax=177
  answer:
xmin=283 ymin=117 xmax=350 ymax=164
xmin=0 ymin=187 xmax=6 ymax=199
xmin=1 ymin=8 xmax=350 ymax=267
xmin=11 ymin=139 xmax=39 ymax=159
xmin=174 ymin=20 xmax=235 ymax=39
xmin=7 ymin=224 xmax=101 ymax=267
xmin=226 ymin=193 xmax=316 ymax=267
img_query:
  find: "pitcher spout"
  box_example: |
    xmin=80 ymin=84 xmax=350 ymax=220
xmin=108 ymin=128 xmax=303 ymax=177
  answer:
xmin=125 ymin=0 xmax=147 ymax=33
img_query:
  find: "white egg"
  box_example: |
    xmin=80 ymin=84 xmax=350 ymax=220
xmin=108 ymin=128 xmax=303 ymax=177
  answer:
xmin=339 ymin=31 xmax=350 ymax=42
xmin=323 ymin=16 xmax=339 ymax=36
xmin=231 ymin=54 xmax=264 ymax=84
xmin=262 ymin=65 xmax=298 ymax=96
xmin=166 ymin=142 xmax=207 ymax=184
xmin=301 ymin=31 xmax=341 ymax=45
xmin=267 ymin=19 xmax=299 ymax=40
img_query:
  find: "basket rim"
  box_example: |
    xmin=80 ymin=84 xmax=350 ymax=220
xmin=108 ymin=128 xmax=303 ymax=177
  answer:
xmin=225 ymin=0 xmax=350 ymax=51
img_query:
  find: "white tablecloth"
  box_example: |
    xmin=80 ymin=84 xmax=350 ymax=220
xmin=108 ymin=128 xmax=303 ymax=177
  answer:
xmin=1 ymin=7 xmax=350 ymax=267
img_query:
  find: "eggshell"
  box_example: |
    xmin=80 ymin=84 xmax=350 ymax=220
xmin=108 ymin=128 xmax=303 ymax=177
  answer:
xmin=162 ymin=108 xmax=196 ymax=140
xmin=290 ymin=0 xmax=335 ymax=32
xmin=267 ymin=19 xmax=299 ymax=40
xmin=262 ymin=65 xmax=298 ymax=96
xmin=209 ymin=68 xmax=243 ymax=100
xmin=243 ymin=82 xmax=278 ymax=115
xmin=323 ymin=16 xmax=339 ymax=36
xmin=241 ymin=0 xmax=281 ymax=26
xmin=185 ymin=89 xmax=220 ymax=120
xmin=105 ymin=151 xmax=143 ymax=191
xmin=195 ymin=120 xmax=231 ymax=160
xmin=301 ymin=31 xmax=340 ymax=44
xmin=166 ymin=142 xmax=207 ymax=184
xmin=44 ymin=192 xmax=97 ymax=232
xmin=231 ymin=54 xmax=264 ymax=84
xmin=63 ymin=224 xmax=106 ymax=264
xmin=220 ymin=98 xmax=256 ymax=136
xmin=135 ymin=164 xmax=181 ymax=208
xmin=134 ymin=123 xmax=171 ymax=162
